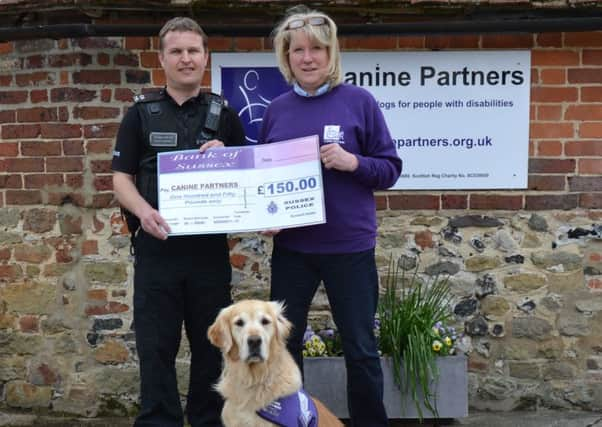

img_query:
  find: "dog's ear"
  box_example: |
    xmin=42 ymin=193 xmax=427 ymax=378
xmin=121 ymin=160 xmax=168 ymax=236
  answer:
xmin=208 ymin=307 xmax=233 ymax=353
xmin=227 ymin=338 xmax=240 ymax=362
xmin=270 ymin=300 xmax=292 ymax=341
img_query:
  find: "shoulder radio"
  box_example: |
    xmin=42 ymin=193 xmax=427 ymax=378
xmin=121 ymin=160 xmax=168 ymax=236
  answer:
xmin=197 ymin=95 xmax=225 ymax=146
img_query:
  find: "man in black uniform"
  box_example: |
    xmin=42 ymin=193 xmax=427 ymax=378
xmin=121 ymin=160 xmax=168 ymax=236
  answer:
xmin=111 ymin=17 xmax=245 ymax=427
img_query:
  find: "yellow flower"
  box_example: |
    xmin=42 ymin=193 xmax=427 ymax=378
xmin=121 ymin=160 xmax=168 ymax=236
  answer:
xmin=302 ymin=349 xmax=308 ymax=357
xmin=444 ymin=336 xmax=452 ymax=346
xmin=432 ymin=326 xmax=440 ymax=336
xmin=432 ymin=340 xmax=442 ymax=352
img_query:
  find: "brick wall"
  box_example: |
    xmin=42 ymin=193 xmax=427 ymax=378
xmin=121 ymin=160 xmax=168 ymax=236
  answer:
xmin=2 ymin=32 xmax=601 ymax=210
xmin=0 ymin=30 xmax=601 ymax=415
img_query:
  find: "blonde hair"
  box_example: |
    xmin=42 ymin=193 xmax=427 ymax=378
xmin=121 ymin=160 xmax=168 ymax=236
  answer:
xmin=272 ymin=7 xmax=342 ymax=87
xmin=159 ymin=17 xmax=207 ymax=51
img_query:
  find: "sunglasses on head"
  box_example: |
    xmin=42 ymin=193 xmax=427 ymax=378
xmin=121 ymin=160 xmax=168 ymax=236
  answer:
xmin=286 ymin=16 xmax=327 ymax=30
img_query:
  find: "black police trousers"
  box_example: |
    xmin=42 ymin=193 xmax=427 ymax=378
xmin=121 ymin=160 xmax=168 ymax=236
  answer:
xmin=132 ymin=252 xmax=231 ymax=427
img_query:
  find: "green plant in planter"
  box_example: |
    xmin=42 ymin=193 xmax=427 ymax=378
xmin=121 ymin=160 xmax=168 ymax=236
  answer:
xmin=377 ymin=256 xmax=455 ymax=420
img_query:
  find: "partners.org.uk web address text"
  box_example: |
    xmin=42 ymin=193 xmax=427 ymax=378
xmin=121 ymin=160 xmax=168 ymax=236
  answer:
xmin=393 ymin=135 xmax=493 ymax=150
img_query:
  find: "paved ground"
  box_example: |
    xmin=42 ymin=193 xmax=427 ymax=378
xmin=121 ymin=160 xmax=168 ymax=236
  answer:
xmin=1 ymin=410 xmax=601 ymax=427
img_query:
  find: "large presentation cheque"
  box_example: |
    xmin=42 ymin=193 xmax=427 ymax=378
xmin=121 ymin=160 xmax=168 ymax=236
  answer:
xmin=157 ymin=135 xmax=325 ymax=235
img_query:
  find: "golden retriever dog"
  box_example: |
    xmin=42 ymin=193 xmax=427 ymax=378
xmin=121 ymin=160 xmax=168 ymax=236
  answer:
xmin=208 ymin=299 xmax=343 ymax=427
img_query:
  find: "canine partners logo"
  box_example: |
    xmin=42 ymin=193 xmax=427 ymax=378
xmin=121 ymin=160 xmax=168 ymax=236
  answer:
xmin=221 ymin=67 xmax=290 ymax=144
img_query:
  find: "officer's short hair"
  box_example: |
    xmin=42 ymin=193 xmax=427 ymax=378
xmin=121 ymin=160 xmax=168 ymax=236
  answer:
xmin=272 ymin=6 xmax=342 ymax=87
xmin=159 ymin=17 xmax=208 ymax=51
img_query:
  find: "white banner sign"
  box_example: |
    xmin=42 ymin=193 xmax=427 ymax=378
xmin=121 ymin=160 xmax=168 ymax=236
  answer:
xmin=212 ymin=50 xmax=531 ymax=190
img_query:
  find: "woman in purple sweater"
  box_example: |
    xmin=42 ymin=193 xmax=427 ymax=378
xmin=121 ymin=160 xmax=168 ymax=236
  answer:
xmin=259 ymin=6 xmax=402 ymax=426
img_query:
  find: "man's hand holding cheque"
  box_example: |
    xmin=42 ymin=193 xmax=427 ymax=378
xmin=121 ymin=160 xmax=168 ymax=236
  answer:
xmin=199 ymin=138 xmax=225 ymax=151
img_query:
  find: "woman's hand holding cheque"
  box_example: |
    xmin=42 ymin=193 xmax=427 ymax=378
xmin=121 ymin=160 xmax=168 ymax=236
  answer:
xmin=320 ymin=142 xmax=358 ymax=172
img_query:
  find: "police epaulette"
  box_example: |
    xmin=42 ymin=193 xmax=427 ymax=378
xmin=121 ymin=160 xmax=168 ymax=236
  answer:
xmin=133 ymin=90 xmax=165 ymax=104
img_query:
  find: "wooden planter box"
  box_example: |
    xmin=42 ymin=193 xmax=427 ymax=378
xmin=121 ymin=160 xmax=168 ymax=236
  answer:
xmin=303 ymin=355 xmax=468 ymax=419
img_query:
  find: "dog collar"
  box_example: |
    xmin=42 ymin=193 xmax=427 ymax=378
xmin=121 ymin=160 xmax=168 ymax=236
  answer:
xmin=256 ymin=389 xmax=318 ymax=427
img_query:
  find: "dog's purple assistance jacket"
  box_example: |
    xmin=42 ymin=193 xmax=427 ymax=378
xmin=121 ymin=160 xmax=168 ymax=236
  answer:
xmin=257 ymin=389 xmax=318 ymax=427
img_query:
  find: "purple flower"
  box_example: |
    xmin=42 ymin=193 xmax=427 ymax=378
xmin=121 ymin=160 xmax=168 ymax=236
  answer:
xmin=303 ymin=325 xmax=314 ymax=343
xmin=318 ymin=329 xmax=335 ymax=339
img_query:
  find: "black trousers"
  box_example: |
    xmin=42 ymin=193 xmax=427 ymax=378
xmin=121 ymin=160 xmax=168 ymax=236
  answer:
xmin=132 ymin=252 xmax=231 ymax=427
xmin=270 ymin=246 xmax=389 ymax=427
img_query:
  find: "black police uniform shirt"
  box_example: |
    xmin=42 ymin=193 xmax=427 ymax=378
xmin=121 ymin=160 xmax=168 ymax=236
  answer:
xmin=111 ymin=89 xmax=246 ymax=256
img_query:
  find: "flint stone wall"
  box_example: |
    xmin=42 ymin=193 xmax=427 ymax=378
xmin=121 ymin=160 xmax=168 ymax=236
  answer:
xmin=1 ymin=207 xmax=601 ymax=415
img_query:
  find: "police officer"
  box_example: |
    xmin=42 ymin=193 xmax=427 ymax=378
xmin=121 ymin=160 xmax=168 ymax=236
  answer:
xmin=111 ymin=17 xmax=245 ymax=427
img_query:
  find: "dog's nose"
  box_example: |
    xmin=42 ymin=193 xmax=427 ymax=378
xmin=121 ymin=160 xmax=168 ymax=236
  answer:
xmin=247 ymin=336 xmax=262 ymax=352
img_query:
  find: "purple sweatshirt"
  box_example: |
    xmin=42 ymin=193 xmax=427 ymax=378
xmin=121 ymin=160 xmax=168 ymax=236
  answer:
xmin=259 ymin=83 xmax=402 ymax=254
